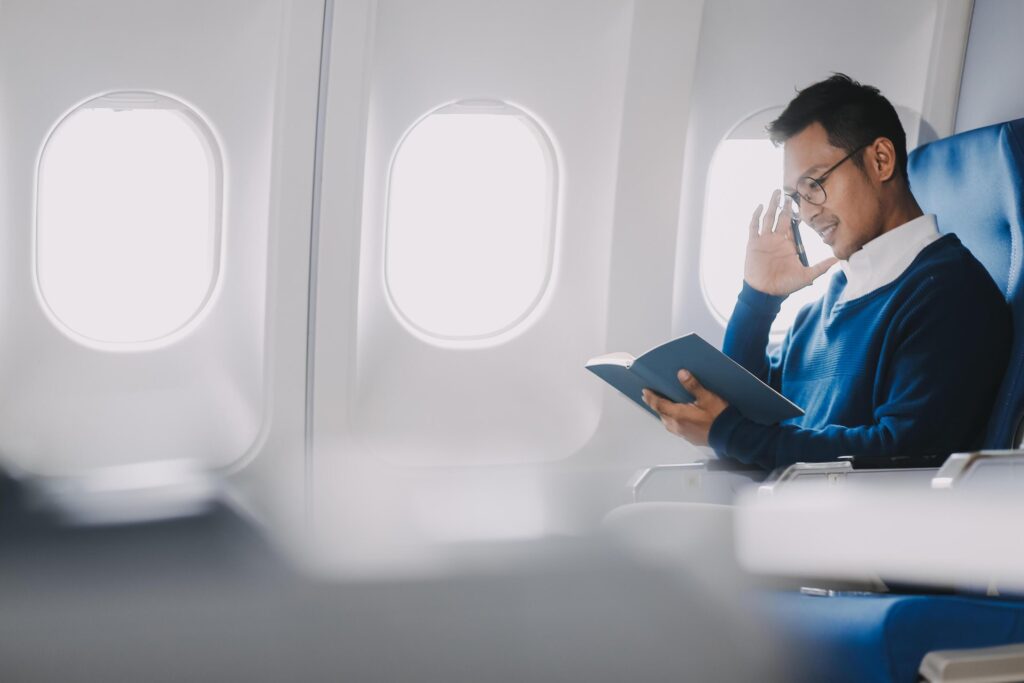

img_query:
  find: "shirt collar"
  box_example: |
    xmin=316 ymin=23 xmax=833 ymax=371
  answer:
xmin=839 ymin=213 xmax=940 ymax=282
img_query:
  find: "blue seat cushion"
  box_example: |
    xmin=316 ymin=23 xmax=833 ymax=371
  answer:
xmin=908 ymin=117 xmax=1024 ymax=447
xmin=759 ymin=592 xmax=1024 ymax=683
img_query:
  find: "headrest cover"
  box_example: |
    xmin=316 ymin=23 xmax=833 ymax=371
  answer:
xmin=908 ymin=119 xmax=1024 ymax=297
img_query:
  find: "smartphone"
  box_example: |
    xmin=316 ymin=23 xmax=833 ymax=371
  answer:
xmin=791 ymin=214 xmax=810 ymax=267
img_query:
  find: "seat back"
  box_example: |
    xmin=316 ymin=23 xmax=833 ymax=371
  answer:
xmin=908 ymin=118 xmax=1024 ymax=448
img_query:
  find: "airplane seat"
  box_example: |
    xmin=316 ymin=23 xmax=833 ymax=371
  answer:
xmin=908 ymin=116 xmax=1024 ymax=449
xmin=742 ymin=449 xmax=1024 ymax=683
xmin=746 ymin=117 xmax=1024 ymax=683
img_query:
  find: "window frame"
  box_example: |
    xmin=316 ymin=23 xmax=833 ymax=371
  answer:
xmin=382 ymin=99 xmax=560 ymax=347
xmin=34 ymin=91 xmax=225 ymax=348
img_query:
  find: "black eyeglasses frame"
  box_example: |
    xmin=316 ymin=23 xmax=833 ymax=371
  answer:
xmin=787 ymin=143 xmax=870 ymax=208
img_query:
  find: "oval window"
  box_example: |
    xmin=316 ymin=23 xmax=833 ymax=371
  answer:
xmin=37 ymin=92 xmax=221 ymax=344
xmin=385 ymin=100 xmax=557 ymax=342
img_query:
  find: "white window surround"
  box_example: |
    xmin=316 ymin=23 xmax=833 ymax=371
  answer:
xmin=35 ymin=91 xmax=223 ymax=348
xmin=383 ymin=99 xmax=559 ymax=346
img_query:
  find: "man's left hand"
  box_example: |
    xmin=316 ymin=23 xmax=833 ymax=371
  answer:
xmin=641 ymin=369 xmax=729 ymax=446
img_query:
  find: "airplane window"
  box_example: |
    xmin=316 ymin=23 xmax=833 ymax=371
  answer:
xmin=37 ymin=92 xmax=220 ymax=345
xmin=700 ymin=116 xmax=833 ymax=336
xmin=385 ymin=101 xmax=556 ymax=342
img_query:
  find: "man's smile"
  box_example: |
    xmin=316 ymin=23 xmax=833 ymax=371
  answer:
xmin=815 ymin=222 xmax=838 ymax=245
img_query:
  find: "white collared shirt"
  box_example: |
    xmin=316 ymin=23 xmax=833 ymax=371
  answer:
xmin=838 ymin=213 xmax=941 ymax=303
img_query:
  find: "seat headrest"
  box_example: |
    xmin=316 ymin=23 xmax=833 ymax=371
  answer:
xmin=908 ymin=118 xmax=1024 ymax=448
xmin=908 ymin=118 xmax=1024 ymax=298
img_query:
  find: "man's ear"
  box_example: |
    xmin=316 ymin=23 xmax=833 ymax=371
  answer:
xmin=869 ymin=136 xmax=897 ymax=183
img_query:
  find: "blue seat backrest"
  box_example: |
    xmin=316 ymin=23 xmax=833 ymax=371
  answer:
xmin=908 ymin=118 xmax=1024 ymax=448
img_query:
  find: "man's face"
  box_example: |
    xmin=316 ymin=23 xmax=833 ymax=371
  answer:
xmin=783 ymin=122 xmax=883 ymax=261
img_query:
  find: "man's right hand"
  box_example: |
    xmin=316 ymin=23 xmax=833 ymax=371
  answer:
xmin=744 ymin=190 xmax=837 ymax=296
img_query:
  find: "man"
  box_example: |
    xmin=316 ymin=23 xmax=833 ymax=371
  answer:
xmin=642 ymin=74 xmax=1011 ymax=471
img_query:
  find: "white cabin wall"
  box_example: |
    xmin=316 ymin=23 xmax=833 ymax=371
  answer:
xmin=228 ymin=0 xmax=326 ymax=541
xmin=548 ymin=0 xmax=706 ymax=513
xmin=308 ymin=0 xmax=712 ymax=566
xmin=309 ymin=0 xmax=679 ymax=565
xmin=956 ymin=0 xmax=1024 ymax=133
xmin=350 ymin=0 xmax=633 ymax=468
xmin=0 ymin=0 xmax=326 ymax=538
xmin=0 ymin=0 xmax=284 ymax=474
xmin=604 ymin=1 xmax=704 ymax=363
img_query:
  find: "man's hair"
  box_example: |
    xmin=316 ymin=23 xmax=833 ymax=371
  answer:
xmin=767 ymin=73 xmax=909 ymax=184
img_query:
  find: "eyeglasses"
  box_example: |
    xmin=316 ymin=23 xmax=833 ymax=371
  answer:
xmin=787 ymin=144 xmax=869 ymax=207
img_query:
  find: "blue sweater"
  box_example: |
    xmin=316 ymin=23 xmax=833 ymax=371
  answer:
xmin=708 ymin=234 xmax=1011 ymax=471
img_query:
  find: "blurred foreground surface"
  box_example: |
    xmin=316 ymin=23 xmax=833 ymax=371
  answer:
xmin=0 ymin=472 xmax=796 ymax=682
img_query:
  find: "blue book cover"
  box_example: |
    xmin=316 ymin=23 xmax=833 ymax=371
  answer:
xmin=586 ymin=333 xmax=803 ymax=425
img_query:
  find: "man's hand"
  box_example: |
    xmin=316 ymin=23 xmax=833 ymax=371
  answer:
xmin=641 ymin=369 xmax=729 ymax=447
xmin=744 ymin=190 xmax=837 ymax=296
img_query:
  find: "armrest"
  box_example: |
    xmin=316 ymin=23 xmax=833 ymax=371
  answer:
xmin=920 ymin=642 xmax=1024 ymax=682
xmin=629 ymin=460 xmax=765 ymax=503
xmin=932 ymin=449 xmax=1024 ymax=489
xmin=703 ymin=458 xmax=765 ymax=472
xmin=757 ymin=453 xmax=953 ymax=495
xmin=841 ymin=452 xmax=951 ymax=470
xmin=628 ymin=463 xmax=706 ymax=503
xmin=757 ymin=461 xmax=854 ymax=494
xmin=735 ymin=463 xmax=1024 ymax=589
xmin=630 ymin=451 xmax=969 ymax=503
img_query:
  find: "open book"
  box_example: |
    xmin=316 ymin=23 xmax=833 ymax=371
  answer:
xmin=585 ymin=333 xmax=803 ymax=425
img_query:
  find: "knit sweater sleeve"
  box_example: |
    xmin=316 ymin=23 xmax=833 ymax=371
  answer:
xmin=722 ymin=281 xmax=787 ymax=391
xmin=709 ymin=276 xmax=1010 ymax=470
